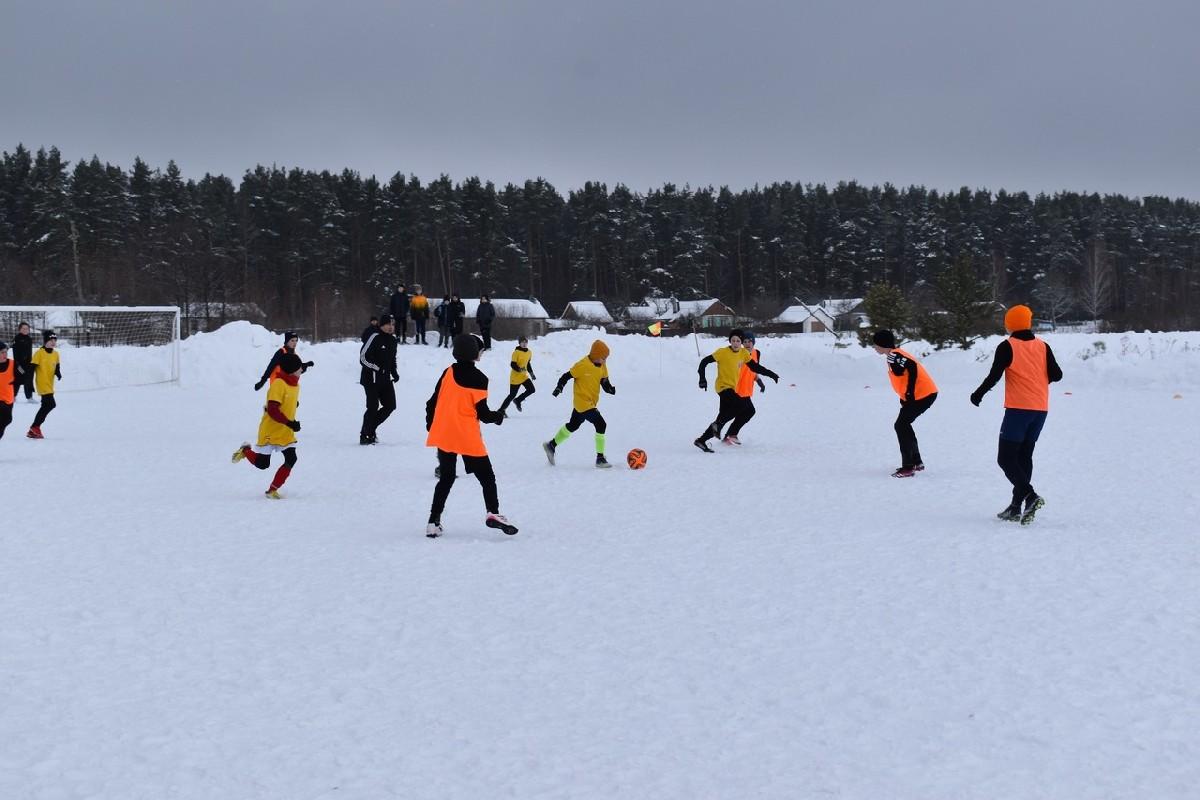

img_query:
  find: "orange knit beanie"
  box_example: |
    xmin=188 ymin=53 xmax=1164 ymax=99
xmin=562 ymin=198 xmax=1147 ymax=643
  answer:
xmin=1004 ymin=304 xmax=1033 ymax=332
xmin=589 ymin=339 xmax=610 ymax=361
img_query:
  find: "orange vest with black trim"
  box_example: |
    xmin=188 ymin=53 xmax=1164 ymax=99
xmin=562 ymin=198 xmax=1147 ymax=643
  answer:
xmin=887 ymin=348 xmax=938 ymax=401
xmin=0 ymin=360 xmax=14 ymax=404
xmin=1004 ymin=336 xmax=1049 ymax=411
xmin=735 ymin=349 xmax=760 ymax=398
xmin=426 ymin=367 xmax=488 ymax=456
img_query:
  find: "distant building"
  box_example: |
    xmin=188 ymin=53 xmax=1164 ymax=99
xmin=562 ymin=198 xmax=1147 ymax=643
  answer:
xmin=559 ymin=300 xmax=614 ymax=327
xmin=820 ymin=298 xmax=870 ymax=331
xmin=771 ymin=302 xmax=836 ymax=333
xmin=621 ymin=297 xmax=737 ymax=332
xmin=453 ymin=298 xmax=550 ymax=340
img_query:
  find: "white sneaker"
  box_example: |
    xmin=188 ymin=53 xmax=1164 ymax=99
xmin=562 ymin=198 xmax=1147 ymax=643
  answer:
xmin=425 ymin=522 xmax=443 ymax=538
xmin=485 ymin=513 xmax=518 ymax=535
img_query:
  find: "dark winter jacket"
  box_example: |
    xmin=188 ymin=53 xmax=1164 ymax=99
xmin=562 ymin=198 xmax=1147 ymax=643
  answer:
xmin=434 ymin=302 xmax=448 ymax=328
xmin=361 ymin=323 xmax=380 ymax=343
xmin=389 ymin=290 xmax=410 ymax=320
xmin=12 ymin=333 xmax=33 ymax=365
xmin=446 ymin=300 xmax=466 ymax=333
xmin=476 ymin=301 xmax=496 ymax=326
xmin=359 ymin=329 xmax=398 ymax=386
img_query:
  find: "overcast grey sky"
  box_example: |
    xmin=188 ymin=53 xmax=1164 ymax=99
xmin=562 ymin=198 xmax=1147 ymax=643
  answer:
xmin=2 ymin=0 xmax=1197 ymax=198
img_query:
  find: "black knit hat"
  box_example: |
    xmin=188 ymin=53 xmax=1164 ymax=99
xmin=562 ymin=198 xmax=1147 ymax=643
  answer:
xmin=379 ymin=314 xmax=394 ymax=326
xmin=452 ymin=333 xmax=482 ymax=362
xmin=43 ymin=329 xmax=57 ymax=343
xmin=0 ymin=340 xmax=7 ymax=350
xmin=279 ymin=353 xmax=303 ymax=374
xmin=284 ymin=330 xmax=298 ymax=342
xmin=872 ymin=329 xmax=897 ymax=349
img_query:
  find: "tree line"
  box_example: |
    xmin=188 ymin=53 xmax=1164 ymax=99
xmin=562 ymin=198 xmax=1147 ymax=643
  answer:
xmin=2 ymin=143 xmax=1198 ymax=338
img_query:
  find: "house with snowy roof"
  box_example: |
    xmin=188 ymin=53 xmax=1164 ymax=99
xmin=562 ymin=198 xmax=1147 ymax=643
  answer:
xmin=620 ymin=297 xmax=737 ymax=332
xmin=447 ymin=297 xmax=550 ymax=340
xmin=559 ymin=300 xmax=614 ymax=327
xmin=770 ymin=302 xmax=836 ymax=333
xmin=820 ymin=298 xmax=870 ymax=331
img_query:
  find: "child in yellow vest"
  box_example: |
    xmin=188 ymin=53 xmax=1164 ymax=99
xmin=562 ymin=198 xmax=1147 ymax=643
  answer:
xmin=498 ymin=335 xmax=537 ymax=414
xmin=27 ymin=330 xmax=62 ymax=439
xmin=543 ymin=339 xmax=616 ymax=468
xmin=871 ymin=329 xmax=938 ymax=478
xmin=425 ymin=334 xmax=514 ymax=537
xmin=694 ymin=329 xmax=778 ymax=452
xmin=231 ymin=352 xmax=303 ymax=498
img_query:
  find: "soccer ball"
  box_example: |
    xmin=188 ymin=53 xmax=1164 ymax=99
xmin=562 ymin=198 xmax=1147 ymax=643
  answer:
xmin=626 ymin=448 xmax=648 ymax=470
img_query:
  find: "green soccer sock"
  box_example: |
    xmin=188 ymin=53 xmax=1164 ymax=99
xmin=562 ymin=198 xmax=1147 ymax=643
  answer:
xmin=594 ymin=432 xmax=606 ymax=455
xmin=553 ymin=426 xmax=572 ymax=445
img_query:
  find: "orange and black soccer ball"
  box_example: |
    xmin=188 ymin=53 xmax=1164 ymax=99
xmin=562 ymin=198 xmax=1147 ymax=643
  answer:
xmin=626 ymin=448 xmax=648 ymax=470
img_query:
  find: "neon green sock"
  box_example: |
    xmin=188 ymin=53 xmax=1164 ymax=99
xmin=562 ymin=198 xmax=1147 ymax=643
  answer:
xmin=553 ymin=426 xmax=572 ymax=445
xmin=594 ymin=432 xmax=606 ymax=455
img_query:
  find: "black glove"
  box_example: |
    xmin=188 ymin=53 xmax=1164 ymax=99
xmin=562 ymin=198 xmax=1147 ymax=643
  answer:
xmin=970 ymin=391 xmax=983 ymax=407
xmin=287 ymin=420 xmax=301 ymax=431
xmin=699 ymin=377 xmax=707 ymax=391
xmin=254 ymin=379 xmax=265 ymax=391
xmin=303 ymin=360 xmax=314 ymax=369
xmin=603 ymin=384 xmax=616 ymax=396
xmin=495 ymin=414 xmax=504 ymax=426
xmin=552 ymin=387 xmax=562 ymax=397
xmin=391 ymin=372 xmax=399 ymax=383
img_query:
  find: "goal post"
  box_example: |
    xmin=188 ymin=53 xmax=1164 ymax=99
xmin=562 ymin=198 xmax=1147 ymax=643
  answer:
xmin=0 ymin=305 xmax=181 ymax=391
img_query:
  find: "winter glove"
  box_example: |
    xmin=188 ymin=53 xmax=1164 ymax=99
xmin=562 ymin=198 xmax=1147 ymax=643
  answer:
xmin=699 ymin=377 xmax=708 ymax=391
xmin=303 ymin=360 xmax=314 ymax=369
xmin=757 ymin=379 xmax=766 ymax=393
xmin=287 ymin=420 xmax=301 ymax=431
xmin=552 ymin=387 xmax=562 ymax=397
xmin=391 ymin=371 xmax=399 ymax=383
xmin=254 ymin=379 xmax=266 ymax=391
xmin=970 ymin=391 xmax=983 ymax=407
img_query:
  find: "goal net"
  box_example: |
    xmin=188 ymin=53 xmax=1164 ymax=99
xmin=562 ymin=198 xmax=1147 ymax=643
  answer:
xmin=0 ymin=306 xmax=181 ymax=391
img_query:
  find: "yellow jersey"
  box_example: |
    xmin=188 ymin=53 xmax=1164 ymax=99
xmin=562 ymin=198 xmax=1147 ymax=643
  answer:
xmin=510 ymin=347 xmax=533 ymax=385
xmin=256 ymin=375 xmax=300 ymax=447
xmin=30 ymin=347 xmax=60 ymax=395
xmin=569 ymin=356 xmax=609 ymax=412
xmin=711 ymin=346 xmax=751 ymax=393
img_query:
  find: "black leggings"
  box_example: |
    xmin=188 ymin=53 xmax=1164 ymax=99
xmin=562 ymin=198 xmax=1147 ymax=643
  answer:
xmin=726 ymin=397 xmax=756 ymax=437
xmin=430 ymin=449 xmax=498 ymax=521
xmin=0 ymin=401 xmax=11 ymax=440
xmin=33 ymin=394 xmax=56 ymax=428
xmin=701 ymin=389 xmax=742 ymax=441
xmin=566 ymin=407 xmax=606 ymax=434
xmin=16 ymin=365 xmax=34 ymax=399
xmin=248 ymin=446 xmax=298 ymax=470
xmin=894 ymin=392 xmax=937 ymax=468
xmin=415 ymin=318 xmax=427 ymax=342
xmin=498 ymin=380 xmax=536 ymax=413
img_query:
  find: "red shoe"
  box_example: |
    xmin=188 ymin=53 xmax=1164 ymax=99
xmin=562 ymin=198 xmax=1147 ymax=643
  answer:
xmin=891 ymin=466 xmax=916 ymax=478
xmin=722 ymin=435 xmax=741 ymax=446
xmin=26 ymin=426 xmax=43 ymax=439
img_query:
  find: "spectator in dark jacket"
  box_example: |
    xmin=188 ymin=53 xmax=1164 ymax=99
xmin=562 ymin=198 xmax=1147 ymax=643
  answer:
xmin=389 ymin=285 xmax=411 ymax=344
xmin=361 ymin=315 xmax=380 ymax=344
xmin=11 ymin=322 xmax=34 ymax=402
xmin=434 ymin=295 xmax=452 ymax=348
xmin=447 ymin=293 xmax=466 ymax=338
xmin=476 ymin=295 xmax=496 ymax=350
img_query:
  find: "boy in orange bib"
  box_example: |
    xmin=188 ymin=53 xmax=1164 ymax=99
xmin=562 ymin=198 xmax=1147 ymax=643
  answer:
xmin=424 ymin=334 xmax=516 ymax=538
xmin=871 ymin=330 xmax=939 ymax=477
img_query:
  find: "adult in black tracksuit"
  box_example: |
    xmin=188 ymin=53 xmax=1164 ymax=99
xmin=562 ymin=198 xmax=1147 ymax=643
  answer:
xmin=254 ymin=331 xmax=313 ymax=391
xmin=389 ymin=286 xmax=411 ymax=344
xmin=11 ymin=322 xmax=34 ymax=402
xmin=359 ymin=315 xmax=398 ymax=444
xmin=446 ymin=294 xmax=466 ymax=338
xmin=475 ymin=295 xmax=496 ymax=350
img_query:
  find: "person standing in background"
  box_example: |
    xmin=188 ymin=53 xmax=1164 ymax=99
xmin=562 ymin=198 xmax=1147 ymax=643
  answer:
xmin=389 ymin=284 xmax=411 ymax=344
xmin=447 ymin=293 xmax=466 ymax=339
xmin=359 ymin=315 xmax=399 ymax=445
xmin=409 ymin=285 xmax=430 ymax=344
xmin=434 ymin=295 xmax=451 ymax=348
xmin=475 ymin=295 xmax=496 ymax=350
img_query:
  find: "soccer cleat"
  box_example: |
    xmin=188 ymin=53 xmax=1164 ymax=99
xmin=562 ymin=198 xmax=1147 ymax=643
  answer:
xmin=1020 ymin=494 xmax=1045 ymax=526
xmin=514 ymin=399 xmax=523 ymax=413
xmin=722 ymin=435 xmax=741 ymax=446
xmin=359 ymin=433 xmax=375 ymax=445
xmin=26 ymin=426 xmax=43 ymax=439
xmin=708 ymin=422 xmax=721 ymax=439
xmin=231 ymin=442 xmax=250 ymax=463
xmin=996 ymin=503 xmax=1022 ymax=522
xmin=264 ymin=489 xmax=282 ymax=500
xmin=913 ymin=462 xmax=925 ymax=472
xmin=595 ymin=454 xmax=613 ymax=469
xmin=694 ymin=437 xmax=714 ymax=453
xmin=891 ymin=466 xmax=916 ymax=478
xmin=542 ymin=440 xmax=556 ymax=465
xmin=426 ymin=522 xmax=444 ymax=538
xmin=485 ymin=513 xmax=519 ymax=535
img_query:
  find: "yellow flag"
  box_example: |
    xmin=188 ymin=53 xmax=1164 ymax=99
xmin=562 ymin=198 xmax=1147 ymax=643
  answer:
xmin=647 ymin=321 xmax=663 ymax=336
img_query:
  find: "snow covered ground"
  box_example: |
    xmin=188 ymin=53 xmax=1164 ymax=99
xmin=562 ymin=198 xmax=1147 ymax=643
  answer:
xmin=3 ymin=325 xmax=1198 ymax=799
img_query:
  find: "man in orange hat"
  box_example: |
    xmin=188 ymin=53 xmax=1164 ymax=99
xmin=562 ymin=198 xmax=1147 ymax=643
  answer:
xmin=970 ymin=304 xmax=1063 ymax=524
xmin=543 ymin=339 xmax=616 ymax=468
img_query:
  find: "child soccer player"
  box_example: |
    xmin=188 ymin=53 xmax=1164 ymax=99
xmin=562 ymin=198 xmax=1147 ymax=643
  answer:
xmin=27 ymin=330 xmax=61 ymax=439
xmin=0 ymin=341 xmax=14 ymax=442
xmin=717 ymin=329 xmax=769 ymax=445
xmin=694 ymin=328 xmax=778 ymax=452
xmin=543 ymin=339 xmax=616 ymax=468
xmin=232 ymin=352 xmax=303 ymax=498
xmin=871 ymin=329 xmax=939 ymax=477
xmin=424 ymin=334 xmax=516 ymax=538
xmin=12 ymin=322 xmax=35 ymax=402
xmin=498 ymin=335 xmax=537 ymax=414
xmin=255 ymin=330 xmax=313 ymax=391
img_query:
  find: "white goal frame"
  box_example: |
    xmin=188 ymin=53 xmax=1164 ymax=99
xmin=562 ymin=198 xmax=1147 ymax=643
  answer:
xmin=0 ymin=305 xmax=182 ymax=388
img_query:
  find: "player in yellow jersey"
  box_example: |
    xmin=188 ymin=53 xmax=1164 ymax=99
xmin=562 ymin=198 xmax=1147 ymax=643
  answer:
xmin=694 ymin=329 xmax=778 ymax=452
xmin=498 ymin=335 xmax=537 ymax=414
xmin=543 ymin=339 xmax=617 ymax=468
xmin=27 ymin=330 xmax=62 ymax=439
xmin=232 ymin=353 xmax=303 ymax=498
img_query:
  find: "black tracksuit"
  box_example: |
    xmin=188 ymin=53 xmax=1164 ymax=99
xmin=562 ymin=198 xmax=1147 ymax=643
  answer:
xmin=390 ymin=291 xmax=411 ymax=342
xmin=475 ymin=301 xmax=496 ymax=350
xmin=359 ymin=330 xmax=398 ymax=439
xmin=12 ymin=333 xmax=33 ymax=400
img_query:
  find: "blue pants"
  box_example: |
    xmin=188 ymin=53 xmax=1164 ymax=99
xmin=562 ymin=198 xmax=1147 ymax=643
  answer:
xmin=997 ymin=409 xmax=1048 ymax=504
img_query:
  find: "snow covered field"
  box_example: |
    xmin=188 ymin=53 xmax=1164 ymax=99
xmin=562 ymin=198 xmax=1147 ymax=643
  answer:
xmin=3 ymin=325 xmax=1198 ymax=799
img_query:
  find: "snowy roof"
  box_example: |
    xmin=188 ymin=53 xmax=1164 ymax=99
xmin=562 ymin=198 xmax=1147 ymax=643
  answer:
xmin=448 ymin=298 xmax=549 ymax=319
xmin=561 ymin=301 xmax=614 ymax=324
xmin=624 ymin=298 xmax=729 ymax=321
xmin=820 ymin=298 xmax=865 ymax=315
xmin=772 ymin=305 xmax=836 ymax=325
